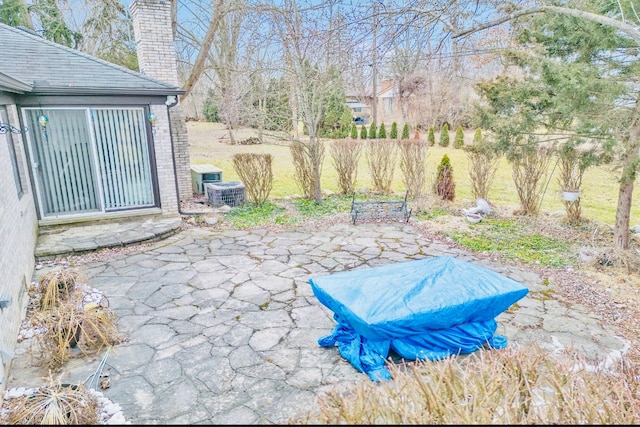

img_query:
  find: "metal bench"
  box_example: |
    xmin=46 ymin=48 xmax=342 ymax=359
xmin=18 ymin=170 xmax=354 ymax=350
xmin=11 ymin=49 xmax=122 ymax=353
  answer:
xmin=350 ymin=191 xmax=412 ymax=224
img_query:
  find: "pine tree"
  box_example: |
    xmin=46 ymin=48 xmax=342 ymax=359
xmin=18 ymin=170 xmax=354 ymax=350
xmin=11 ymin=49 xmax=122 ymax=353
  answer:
xmin=360 ymin=122 xmax=368 ymax=139
xmin=435 ymin=154 xmax=455 ymax=201
xmin=439 ymin=123 xmax=450 ymax=147
xmin=368 ymin=121 xmax=377 ymax=139
xmin=427 ymin=126 xmax=435 ymax=146
xmin=453 ymin=125 xmax=465 ymax=149
xmin=378 ymin=122 xmax=387 ymax=139
xmin=473 ymin=128 xmax=482 ymax=144
xmin=350 ymin=123 xmax=358 ymax=139
xmin=401 ymin=123 xmax=410 ymax=139
xmin=390 ymin=122 xmax=398 ymax=139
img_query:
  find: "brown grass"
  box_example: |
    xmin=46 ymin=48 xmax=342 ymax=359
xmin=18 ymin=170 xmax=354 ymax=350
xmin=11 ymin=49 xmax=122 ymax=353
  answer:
xmin=39 ymin=269 xmax=80 ymax=312
xmin=8 ymin=376 xmax=99 ymax=425
xmin=291 ymin=343 xmax=640 ymax=424
xmin=31 ymin=300 xmax=121 ymax=371
xmin=25 ymin=268 xmax=123 ymax=372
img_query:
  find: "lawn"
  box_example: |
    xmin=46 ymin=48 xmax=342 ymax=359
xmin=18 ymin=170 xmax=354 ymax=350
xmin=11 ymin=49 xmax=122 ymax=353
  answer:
xmin=186 ymin=121 xmax=637 ymax=226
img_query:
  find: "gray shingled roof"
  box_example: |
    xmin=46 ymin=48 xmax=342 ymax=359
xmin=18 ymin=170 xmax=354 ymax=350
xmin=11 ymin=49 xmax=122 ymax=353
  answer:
xmin=0 ymin=23 xmax=183 ymax=96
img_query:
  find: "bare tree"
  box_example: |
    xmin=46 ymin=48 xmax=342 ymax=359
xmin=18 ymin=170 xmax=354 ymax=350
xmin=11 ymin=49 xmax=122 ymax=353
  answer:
xmin=268 ymin=0 xmax=351 ymax=202
xmin=207 ymin=2 xmax=249 ymax=143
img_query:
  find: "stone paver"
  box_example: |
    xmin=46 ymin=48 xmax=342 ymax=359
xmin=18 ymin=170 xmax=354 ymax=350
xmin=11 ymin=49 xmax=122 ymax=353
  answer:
xmin=34 ymin=215 xmax=182 ymax=259
xmin=9 ymin=221 xmax=629 ymax=424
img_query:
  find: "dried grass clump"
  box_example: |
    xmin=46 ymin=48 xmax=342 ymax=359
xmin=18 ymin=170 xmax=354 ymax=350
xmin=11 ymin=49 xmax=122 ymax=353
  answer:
xmin=292 ymin=343 xmax=640 ymax=424
xmin=8 ymin=376 xmax=98 ymax=425
xmin=39 ymin=269 xmax=81 ymax=312
xmin=594 ymin=247 xmax=640 ymax=274
xmin=32 ymin=299 xmax=122 ymax=371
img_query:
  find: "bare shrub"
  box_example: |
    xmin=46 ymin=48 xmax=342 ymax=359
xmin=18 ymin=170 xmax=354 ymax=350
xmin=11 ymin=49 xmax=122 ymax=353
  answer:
xmin=232 ymin=153 xmax=274 ymax=206
xmin=330 ymin=138 xmax=363 ymax=195
xmin=293 ymin=343 xmax=640 ymax=424
xmin=398 ymin=139 xmax=429 ymax=198
xmin=367 ymin=139 xmax=398 ymax=193
xmin=557 ymin=142 xmax=599 ymax=223
xmin=290 ymin=140 xmax=325 ymax=200
xmin=465 ymin=138 xmax=500 ymax=201
xmin=508 ymin=144 xmax=553 ymax=215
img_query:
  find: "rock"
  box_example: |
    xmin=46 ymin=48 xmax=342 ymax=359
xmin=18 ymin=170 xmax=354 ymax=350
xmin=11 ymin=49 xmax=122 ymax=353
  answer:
xmin=106 ymin=412 xmax=129 ymax=424
xmin=103 ymin=402 xmax=121 ymax=416
xmin=204 ymin=216 xmax=219 ymax=226
xmin=5 ymin=387 xmax=26 ymax=399
xmin=578 ymin=246 xmax=597 ymax=263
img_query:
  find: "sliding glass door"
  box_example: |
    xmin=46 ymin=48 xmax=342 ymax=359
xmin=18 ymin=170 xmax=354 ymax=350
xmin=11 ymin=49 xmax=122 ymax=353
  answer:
xmin=24 ymin=107 xmax=156 ymax=218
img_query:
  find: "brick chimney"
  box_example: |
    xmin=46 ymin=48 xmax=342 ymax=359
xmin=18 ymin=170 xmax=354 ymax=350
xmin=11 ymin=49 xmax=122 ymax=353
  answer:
xmin=130 ymin=0 xmax=192 ymax=202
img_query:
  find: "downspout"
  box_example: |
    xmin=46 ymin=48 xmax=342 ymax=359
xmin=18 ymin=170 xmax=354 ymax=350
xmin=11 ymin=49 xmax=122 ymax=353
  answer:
xmin=165 ymin=96 xmax=203 ymax=216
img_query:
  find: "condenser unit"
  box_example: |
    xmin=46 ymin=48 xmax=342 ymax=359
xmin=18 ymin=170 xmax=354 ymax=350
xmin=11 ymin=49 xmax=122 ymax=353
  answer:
xmin=205 ymin=181 xmax=246 ymax=207
xmin=191 ymin=164 xmax=223 ymax=194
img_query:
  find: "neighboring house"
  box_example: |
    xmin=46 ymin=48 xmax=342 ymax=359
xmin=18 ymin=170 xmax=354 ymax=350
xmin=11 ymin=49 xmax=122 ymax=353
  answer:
xmin=346 ymin=99 xmax=371 ymax=122
xmin=0 ymin=0 xmax=190 ymax=394
xmin=376 ymin=79 xmax=399 ymax=122
xmin=347 ymin=79 xmax=401 ymax=126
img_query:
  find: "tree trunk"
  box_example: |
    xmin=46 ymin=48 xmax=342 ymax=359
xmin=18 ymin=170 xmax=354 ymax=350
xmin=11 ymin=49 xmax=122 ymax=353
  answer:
xmin=613 ymin=100 xmax=640 ymax=250
xmin=224 ymin=117 xmax=236 ymax=144
xmin=614 ymin=181 xmax=633 ymax=250
xmin=308 ymin=135 xmax=323 ymax=203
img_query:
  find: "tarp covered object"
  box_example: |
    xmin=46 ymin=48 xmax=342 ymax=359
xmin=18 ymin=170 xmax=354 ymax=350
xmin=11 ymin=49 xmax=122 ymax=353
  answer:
xmin=309 ymin=256 xmax=529 ymax=381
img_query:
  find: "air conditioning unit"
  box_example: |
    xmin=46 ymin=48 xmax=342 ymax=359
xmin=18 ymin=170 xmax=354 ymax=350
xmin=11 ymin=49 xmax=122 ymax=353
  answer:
xmin=191 ymin=164 xmax=223 ymax=194
xmin=205 ymin=181 xmax=246 ymax=207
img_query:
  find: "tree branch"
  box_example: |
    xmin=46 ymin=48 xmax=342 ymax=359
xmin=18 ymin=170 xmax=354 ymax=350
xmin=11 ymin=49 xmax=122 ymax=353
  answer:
xmin=453 ymin=5 xmax=640 ymax=44
xmin=181 ymin=0 xmax=226 ymax=101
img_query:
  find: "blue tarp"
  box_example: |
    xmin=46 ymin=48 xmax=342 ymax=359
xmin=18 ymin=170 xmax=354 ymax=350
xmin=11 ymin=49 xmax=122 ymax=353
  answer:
xmin=309 ymin=256 xmax=529 ymax=381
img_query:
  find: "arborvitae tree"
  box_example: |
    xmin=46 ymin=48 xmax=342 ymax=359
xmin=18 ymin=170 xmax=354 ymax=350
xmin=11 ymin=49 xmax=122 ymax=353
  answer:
xmin=319 ymin=93 xmax=353 ymax=138
xmin=350 ymin=123 xmax=358 ymax=139
xmin=390 ymin=122 xmax=398 ymax=139
xmin=360 ymin=122 xmax=368 ymax=139
xmin=401 ymin=123 xmax=410 ymax=139
xmin=427 ymin=126 xmax=436 ymax=146
xmin=453 ymin=125 xmax=465 ymax=149
xmin=439 ymin=123 xmax=450 ymax=147
xmin=473 ymin=128 xmax=483 ymax=144
xmin=378 ymin=122 xmax=387 ymax=139
xmin=368 ymin=121 xmax=377 ymax=139
xmin=435 ymin=154 xmax=455 ymax=201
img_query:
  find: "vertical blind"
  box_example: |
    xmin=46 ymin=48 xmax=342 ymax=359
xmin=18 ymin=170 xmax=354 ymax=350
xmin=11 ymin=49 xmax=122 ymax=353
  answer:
xmin=25 ymin=107 xmax=155 ymax=217
xmin=93 ymin=109 xmax=154 ymax=210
